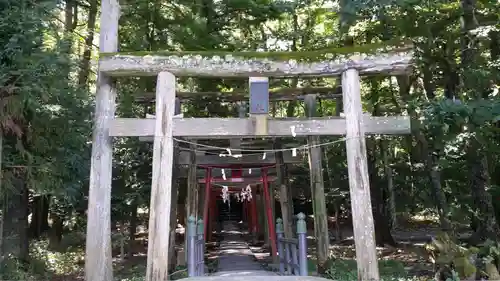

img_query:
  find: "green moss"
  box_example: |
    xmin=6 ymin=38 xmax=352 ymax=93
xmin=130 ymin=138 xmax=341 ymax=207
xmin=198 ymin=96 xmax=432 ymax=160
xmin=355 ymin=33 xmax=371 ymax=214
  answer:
xmin=101 ymin=38 xmax=412 ymax=61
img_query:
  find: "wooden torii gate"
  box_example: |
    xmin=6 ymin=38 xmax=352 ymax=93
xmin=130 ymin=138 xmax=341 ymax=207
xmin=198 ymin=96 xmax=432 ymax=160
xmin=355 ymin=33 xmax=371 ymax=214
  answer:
xmin=86 ymin=1 xmax=413 ymax=281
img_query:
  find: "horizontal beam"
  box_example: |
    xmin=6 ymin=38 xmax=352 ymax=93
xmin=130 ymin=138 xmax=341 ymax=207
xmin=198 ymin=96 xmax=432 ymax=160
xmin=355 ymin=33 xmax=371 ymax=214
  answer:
xmin=99 ymin=50 xmax=412 ymax=78
xmin=135 ymin=87 xmax=342 ymax=103
xmin=199 ymin=175 xmax=277 ymax=184
xmin=110 ymin=116 xmax=411 ymax=138
xmin=140 ymin=138 xmax=305 ymax=149
xmin=177 ymin=150 xmax=304 ymax=165
xmin=177 ymin=167 xmax=277 ymax=179
xmin=211 ymin=187 xmax=254 ymax=192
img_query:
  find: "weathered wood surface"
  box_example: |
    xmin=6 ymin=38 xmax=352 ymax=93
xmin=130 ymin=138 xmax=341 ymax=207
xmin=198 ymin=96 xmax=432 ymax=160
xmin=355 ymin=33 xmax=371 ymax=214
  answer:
xmin=168 ymin=101 xmax=182 ymax=272
xmin=228 ymin=103 xmax=246 ymax=149
xmin=342 ymin=68 xmax=380 ymax=281
xmin=304 ymin=95 xmax=329 ymax=270
xmin=198 ymin=175 xmax=277 ymax=184
xmin=110 ymin=116 xmax=411 ymax=138
xmin=184 ymin=141 xmax=198 ymax=264
xmin=85 ymin=0 xmax=119 ymax=280
xmin=135 ymin=87 xmax=341 ymax=103
xmin=176 ymin=150 xmax=304 ymax=165
xmin=177 ymin=166 xmax=278 ymax=178
xmin=274 ymin=140 xmax=295 ymax=239
xmin=268 ymin=181 xmax=277 ymax=262
xmin=186 ymin=141 xmax=198 ymax=218
xmin=145 ymin=72 xmax=177 ymax=281
xmin=99 ymin=50 xmax=412 ymax=77
xmin=141 ymin=136 xmax=303 ymax=147
xmin=256 ymin=191 xmax=266 ymax=241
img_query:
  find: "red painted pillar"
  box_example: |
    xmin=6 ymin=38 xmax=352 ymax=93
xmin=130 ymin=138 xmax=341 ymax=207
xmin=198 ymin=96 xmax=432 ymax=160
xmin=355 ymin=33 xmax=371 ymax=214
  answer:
xmin=232 ymin=167 xmax=243 ymax=178
xmin=262 ymin=168 xmax=277 ymax=258
xmin=203 ymin=168 xmax=212 ymax=241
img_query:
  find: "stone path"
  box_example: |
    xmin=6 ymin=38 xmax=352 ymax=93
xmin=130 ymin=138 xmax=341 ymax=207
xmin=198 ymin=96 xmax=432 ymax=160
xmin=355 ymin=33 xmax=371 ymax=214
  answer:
xmin=212 ymin=221 xmax=277 ymax=276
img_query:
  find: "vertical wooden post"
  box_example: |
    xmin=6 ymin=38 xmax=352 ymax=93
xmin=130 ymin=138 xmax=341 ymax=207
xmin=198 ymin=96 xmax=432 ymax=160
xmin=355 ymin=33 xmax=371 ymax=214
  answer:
xmin=185 ymin=141 xmax=197 ymax=262
xmin=248 ymin=200 xmax=252 ymax=232
xmin=304 ymin=94 xmax=329 ymax=271
xmin=203 ymin=168 xmax=212 ymax=241
xmin=274 ymin=140 xmax=294 ymax=239
xmin=261 ymin=168 xmax=277 ymax=260
xmin=208 ymin=190 xmax=216 ymax=241
xmin=342 ymin=67 xmax=380 ymax=281
xmin=243 ymin=199 xmax=248 ymax=222
xmin=207 ymin=191 xmax=212 ymax=241
xmin=145 ymin=72 xmax=177 ymax=281
xmin=246 ymin=200 xmax=252 ymax=232
xmin=335 ymin=96 xmax=343 ymax=116
xmin=168 ymin=99 xmax=181 ymax=272
xmin=256 ymin=185 xmax=265 ymax=240
xmin=197 ymin=183 xmax=205 ymax=219
xmin=85 ymin=1 xmax=119 ymax=280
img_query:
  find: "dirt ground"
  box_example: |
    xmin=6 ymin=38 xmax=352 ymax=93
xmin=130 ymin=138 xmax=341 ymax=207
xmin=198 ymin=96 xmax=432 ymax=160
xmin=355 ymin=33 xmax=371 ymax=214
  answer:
xmin=243 ymin=215 xmax=453 ymax=279
xmin=46 ymin=215 xmax=451 ymax=281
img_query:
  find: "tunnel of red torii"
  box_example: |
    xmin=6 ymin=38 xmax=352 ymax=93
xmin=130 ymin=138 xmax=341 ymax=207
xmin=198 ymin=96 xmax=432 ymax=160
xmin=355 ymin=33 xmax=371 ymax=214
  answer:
xmin=198 ymin=162 xmax=278 ymax=256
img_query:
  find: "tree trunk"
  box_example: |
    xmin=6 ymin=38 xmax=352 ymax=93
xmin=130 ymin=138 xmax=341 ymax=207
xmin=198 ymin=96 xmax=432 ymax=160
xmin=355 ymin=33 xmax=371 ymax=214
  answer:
xmin=0 ymin=130 xmax=4 ymax=269
xmin=2 ymin=176 xmax=29 ymax=263
xmin=63 ymin=0 xmax=76 ymax=52
xmin=128 ymin=202 xmax=138 ymax=258
xmin=49 ymin=213 xmax=64 ymax=249
xmin=459 ymin=0 xmax=500 ymax=241
xmin=29 ymin=195 xmax=51 ymax=239
xmin=367 ymin=141 xmax=396 ymax=247
xmin=78 ymin=0 xmax=97 ymax=87
xmin=467 ymin=144 xmax=500 ymax=242
xmin=64 ymin=0 xmax=74 ymax=32
xmin=323 ymin=146 xmax=341 ymax=240
xmin=381 ymin=140 xmax=396 ymax=229
xmin=397 ymin=75 xmax=451 ymax=231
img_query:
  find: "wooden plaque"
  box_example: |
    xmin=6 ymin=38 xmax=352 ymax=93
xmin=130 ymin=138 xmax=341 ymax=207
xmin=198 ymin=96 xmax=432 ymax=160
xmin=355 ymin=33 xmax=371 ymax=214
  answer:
xmin=249 ymin=77 xmax=269 ymax=114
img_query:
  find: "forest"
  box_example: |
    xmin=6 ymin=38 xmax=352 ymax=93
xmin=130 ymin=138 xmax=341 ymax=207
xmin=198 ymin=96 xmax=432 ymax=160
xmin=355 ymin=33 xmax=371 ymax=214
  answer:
xmin=0 ymin=0 xmax=499 ymax=280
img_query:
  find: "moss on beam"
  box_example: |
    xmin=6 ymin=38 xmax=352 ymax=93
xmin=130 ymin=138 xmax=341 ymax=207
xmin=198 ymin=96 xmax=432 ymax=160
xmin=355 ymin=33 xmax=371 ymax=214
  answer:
xmin=101 ymin=39 xmax=413 ymax=62
xmin=100 ymin=39 xmax=413 ymax=77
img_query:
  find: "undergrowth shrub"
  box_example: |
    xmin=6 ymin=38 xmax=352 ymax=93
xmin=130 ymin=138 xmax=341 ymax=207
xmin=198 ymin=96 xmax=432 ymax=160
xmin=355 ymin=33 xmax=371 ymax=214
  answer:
xmin=1 ymin=237 xmax=84 ymax=280
xmin=323 ymin=258 xmax=408 ymax=280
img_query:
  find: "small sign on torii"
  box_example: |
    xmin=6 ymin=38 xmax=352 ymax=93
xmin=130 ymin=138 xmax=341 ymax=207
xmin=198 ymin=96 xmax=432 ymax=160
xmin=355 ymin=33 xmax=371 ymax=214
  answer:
xmin=249 ymin=76 xmax=269 ymax=135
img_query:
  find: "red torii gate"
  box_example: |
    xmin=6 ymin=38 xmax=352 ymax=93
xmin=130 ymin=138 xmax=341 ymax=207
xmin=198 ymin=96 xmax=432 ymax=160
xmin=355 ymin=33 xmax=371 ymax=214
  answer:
xmin=198 ymin=163 xmax=278 ymax=257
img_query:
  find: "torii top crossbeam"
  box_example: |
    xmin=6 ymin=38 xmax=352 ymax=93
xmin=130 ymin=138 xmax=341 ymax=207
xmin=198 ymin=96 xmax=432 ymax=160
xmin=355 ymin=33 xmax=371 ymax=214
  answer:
xmin=100 ymin=43 xmax=412 ymax=77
